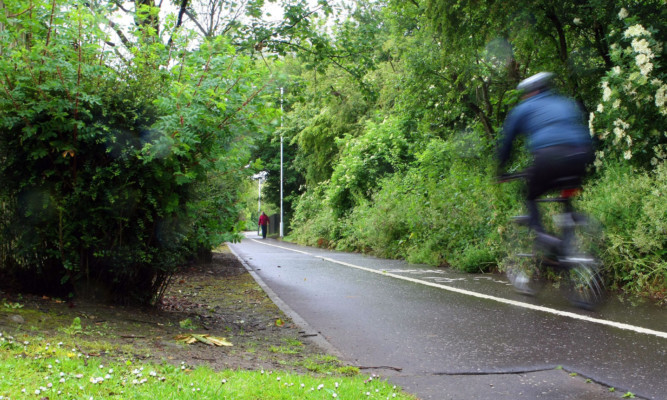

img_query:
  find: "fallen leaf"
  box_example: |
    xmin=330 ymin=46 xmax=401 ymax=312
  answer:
xmin=175 ymin=334 xmax=232 ymax=347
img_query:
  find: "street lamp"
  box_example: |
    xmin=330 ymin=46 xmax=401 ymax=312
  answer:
xmin=252 ymin=172 xmax=267 ymax=236
xmin=280 ymin=87 xmax=284 ymax=238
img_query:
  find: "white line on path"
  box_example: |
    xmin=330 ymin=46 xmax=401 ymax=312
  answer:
xmin=250 ymin=239 xmax=667 ymax=340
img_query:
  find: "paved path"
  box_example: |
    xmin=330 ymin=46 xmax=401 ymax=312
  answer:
xmin=229 ymin=235 xmax=667 ymax=400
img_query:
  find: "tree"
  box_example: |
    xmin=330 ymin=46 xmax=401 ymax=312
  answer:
xmin=0 ymin=0 xmax=274 ymax=303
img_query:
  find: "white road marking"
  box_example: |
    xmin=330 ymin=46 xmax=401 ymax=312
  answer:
xmin=250 ymin=239 xmax=667 ymax=340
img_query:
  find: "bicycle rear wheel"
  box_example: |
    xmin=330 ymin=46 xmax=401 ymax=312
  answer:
xmin=563 ymin=262 xmax=606 ymax=309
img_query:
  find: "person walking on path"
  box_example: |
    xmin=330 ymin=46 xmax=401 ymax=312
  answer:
xmin=258 ymin=212 xmax=270 ymax=239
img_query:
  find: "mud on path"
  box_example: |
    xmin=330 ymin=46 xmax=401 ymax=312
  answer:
xmin=0 ymin=247 xmax=337 ymax=373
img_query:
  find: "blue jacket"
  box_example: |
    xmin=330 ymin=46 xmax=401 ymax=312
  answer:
xmin=498 ymin=91 xmax=591 ymax=168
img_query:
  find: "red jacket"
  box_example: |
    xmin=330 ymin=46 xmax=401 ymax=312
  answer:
xmin=258 ymin=214 xmax=269 ymax=226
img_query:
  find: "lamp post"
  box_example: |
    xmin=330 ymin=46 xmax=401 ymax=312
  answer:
xmin=252 ymin=172 xmax=266 ymax=236
xmin=257 ymin=177 xmax=262 ymax=236
xmin=279 ymin=87 xmax=284 ymax=238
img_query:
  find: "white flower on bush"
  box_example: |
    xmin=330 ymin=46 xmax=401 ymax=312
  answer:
xmin=613 ymin=99 xmax=621 ymax=109
xmin=624 ymin=24 xmax=650 ymax=38
xmin=596 ymin=104 xmax=604 ymax=112
xmin=612 ymin=66 xmax=622 ymax=75
xmin=618 ymin=8 xmax=629 ymax=20
xmin=631 ymin=38 xmax=653 ymax=56
xmin=624 ymin=150 xmax=633 ymax=160
xmin=602 ymin=81 xmax=612 ymax=101
xmin=613 ymin=127 xmax=625 ymax=143
xmin=614 ymin=119 xmax=630 ymax=130
xmin=573 ymin=17 xmax=582 ymax=25
xmin=656 ymin=85 xmax=667 ymax=113
xmin=639 ymin=62 xmax=653 ymax=76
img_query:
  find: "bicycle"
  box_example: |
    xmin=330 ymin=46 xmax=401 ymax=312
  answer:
xmin=498 ymin=172 xmax=606 ymax=310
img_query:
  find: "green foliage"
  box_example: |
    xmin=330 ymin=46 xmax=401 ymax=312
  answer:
xmin=294 ymin=132 xmax=505 ymax=274
xmin=0 ymin=335 xmax=414 ymax=399
xmin=327 ymin=116 xmax=413 ymax=214
xmin=282 ymin=0 xmax=666 ymax=299
xmin=61 ymin=317 xmax=83 ymax=336
xmin=0 ymin=0 xmax=272 ymax=303
xmin=579 ymin=161 xmax=667 ymax=299
xmin=591 ymin=10 xmax=666 ymax=167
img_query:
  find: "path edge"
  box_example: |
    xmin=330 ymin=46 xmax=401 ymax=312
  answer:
xmin=227 ymin=242 xmax=345 ymax=360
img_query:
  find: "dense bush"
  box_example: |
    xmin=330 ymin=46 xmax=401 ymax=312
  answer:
xmin=283 ymin=1 xmax=666 ymax=300
xmin=579 ymin=162 xmax=667 ymax=299
xmin=293 ymin=131 xmax=509 ymax=273
xmin=0 ymin=0 xmax=269 ymax=303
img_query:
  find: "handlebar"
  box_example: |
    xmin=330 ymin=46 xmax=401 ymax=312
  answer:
xmin=496 ymin=172 xmax=528 ymax=183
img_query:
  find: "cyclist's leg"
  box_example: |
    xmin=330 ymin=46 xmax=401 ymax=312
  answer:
xmin=526 ymin=152 xmax=554 ymax=232
xmin=528 ymin=147 xmax=569 ymax=252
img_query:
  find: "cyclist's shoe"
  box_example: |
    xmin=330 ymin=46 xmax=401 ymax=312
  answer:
xmin=508 ymin=269 xmax=538 ymax=296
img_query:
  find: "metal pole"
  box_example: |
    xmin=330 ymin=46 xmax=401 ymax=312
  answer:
xmin=279 ymin=87 xmax=284 ymax=238
xmin=258 ymin=178 xmax=261 ymax=236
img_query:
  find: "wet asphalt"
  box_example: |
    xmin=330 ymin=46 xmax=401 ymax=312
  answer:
xmin=228 ymin=234 xmax=667 ymax=400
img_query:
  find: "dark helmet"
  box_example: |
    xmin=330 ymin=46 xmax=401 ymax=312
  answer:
xmin=517 ymin=72 xmax=554 ymax=93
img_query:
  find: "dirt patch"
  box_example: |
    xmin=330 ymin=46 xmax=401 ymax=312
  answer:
xmin=0 ymin=247 xmax=337 ymax=373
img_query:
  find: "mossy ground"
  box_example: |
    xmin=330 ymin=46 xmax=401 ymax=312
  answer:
xmin=0 ymin=246 xmax=349 ymax=375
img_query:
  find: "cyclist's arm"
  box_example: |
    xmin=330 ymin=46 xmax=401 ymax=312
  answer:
xmin=497 ymin=109 xmax=522 ymax=170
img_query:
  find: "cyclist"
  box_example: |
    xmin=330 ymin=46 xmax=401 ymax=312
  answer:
xmin=497 ymin=72 xmax=594 ymax=249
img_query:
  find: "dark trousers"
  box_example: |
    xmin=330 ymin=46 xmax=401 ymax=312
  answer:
xmin=260 ymin=224 xmax=268 ymax=239
xmin=526 ymin=145 xmax=593 ymax=232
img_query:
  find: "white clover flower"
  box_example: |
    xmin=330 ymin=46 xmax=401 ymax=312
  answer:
xmin=624 ymin=150 xmax=633 ymax=160
xmin=624 ymin=24 xmax=650 ymax=38
xmin=618 ymin=8 xmax=629 ymax=19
